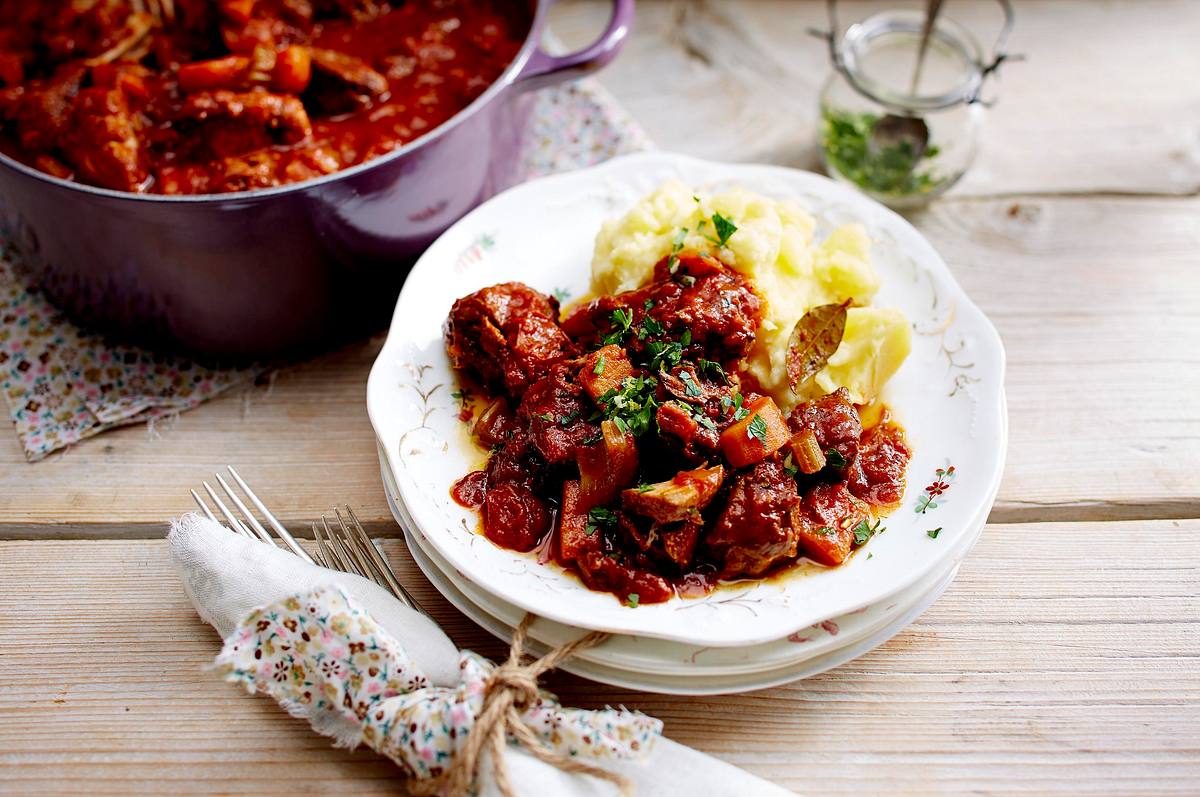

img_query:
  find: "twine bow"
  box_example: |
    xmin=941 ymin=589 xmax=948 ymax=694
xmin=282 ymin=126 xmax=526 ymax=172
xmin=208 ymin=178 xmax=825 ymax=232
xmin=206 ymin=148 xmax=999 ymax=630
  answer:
xmin=433 ymin=615 xmax=621 ymax=797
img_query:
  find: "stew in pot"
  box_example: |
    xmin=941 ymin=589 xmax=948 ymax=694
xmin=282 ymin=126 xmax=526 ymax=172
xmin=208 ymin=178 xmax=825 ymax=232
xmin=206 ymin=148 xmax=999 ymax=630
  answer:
xmin=0 ymin=0 xmax=529 ymax=194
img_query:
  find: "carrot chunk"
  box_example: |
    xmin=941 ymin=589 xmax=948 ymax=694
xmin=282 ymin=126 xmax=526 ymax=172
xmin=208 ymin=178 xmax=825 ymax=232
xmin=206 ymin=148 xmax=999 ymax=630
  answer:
xmin=720 ymin=396 xmax=789 ymax=468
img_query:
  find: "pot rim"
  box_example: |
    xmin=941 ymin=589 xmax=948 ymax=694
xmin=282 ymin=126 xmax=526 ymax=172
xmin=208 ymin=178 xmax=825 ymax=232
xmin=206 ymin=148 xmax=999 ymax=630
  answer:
xmin=0 ymin=0 xmax=549 ymax=206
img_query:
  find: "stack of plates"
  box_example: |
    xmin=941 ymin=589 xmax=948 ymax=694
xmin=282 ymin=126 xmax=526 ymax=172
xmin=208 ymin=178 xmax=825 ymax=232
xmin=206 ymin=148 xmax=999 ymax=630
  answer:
xmin=367 ymin=153 xmax=1007 ymax=695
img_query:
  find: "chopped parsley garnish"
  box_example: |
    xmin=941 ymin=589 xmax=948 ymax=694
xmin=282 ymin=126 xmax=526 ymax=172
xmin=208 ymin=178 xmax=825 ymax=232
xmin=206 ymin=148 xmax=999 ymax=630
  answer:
xmin=581 ymin=431 xmax=603 ymax=446
xmin=867 ymin=552 xmax=874 ymax=559
xmin=693 ymin=409 xmax=718 ymax=430
xmin=783 ymin=453 xmax=799 ymax=478
xmin=667 ymin=228 xmax=688 ymax=273
xmin=558 ymin=410 xmax=579 ymax=426
xmin=643 ymin=298 xmax=655 ymax=311
xmin=711 ymin=212 xmax=737 ymax=247
xmin=596 ymin=375 xmax=659 ymax=437
xmin=853 ymin=518 xmax=884 ymax=545
xmin=697 ymin=358 xmax=727 ymax=383
xmin=586 ymin=507 xmax=618 ymax=535
xmin=730 ymin=393 xmax=750 ymax=421
xmin=824 ymin=449 xmax=848 ymax=469
xmin=815 ymin=526 xmax=834 ymax=536
xmin=645 ymin=339 xmax=684 ymax=373
xmin=679 ymin=274 xmax=696 ymax=287
xmin=746 ymin=413 xmax=769 ymax=445
xmin=626 ymin=592 xmax=640 ymax=608
xmin=593 ymin=354 xmax=606 ymax=375
xmin=536 ymin=412 xmax=554 ymax=422
xmin=927 ymin=527 xmax=942 ymax=539
xmin=634 ymin=483 xmax=654 ymax=493
xmin=638 ymin=315 xmax=665 ymax=340
xmin=600 ymin=307 xmax=634 ymax=345
xmin=679 ymin=370 xmax=702 ymax=397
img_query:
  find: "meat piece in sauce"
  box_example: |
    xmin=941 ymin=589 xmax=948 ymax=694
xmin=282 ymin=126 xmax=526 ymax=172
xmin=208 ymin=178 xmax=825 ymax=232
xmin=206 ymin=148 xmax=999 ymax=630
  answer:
xmin=576 ymin=550 xmax=673 ymax=605
xmin=847 ymin=413 xmax=910 ymax=507
xmin=788 ymin=387 xmax=862 ymax=477
xmin=306 ymin=47 xmax=389 ymax=114
xmin=63 ymin=84 xmax=149 ymax=192
xmin=561 ymin=253 xmax=761 ymax=365
xmin=179 ymin=89 xmax=313 ymax=144
xmin=621 ymin=465 xmax=724 ymax=525
xmin=444 ymin=282 xmax=574 ymax=398
xmin=517 ymin=362 xmax=598 ymax=466
xmin=707 ymin=455 xmax=801 ymax=579
xmin=3 ymin=65 xmax=86 ymax=153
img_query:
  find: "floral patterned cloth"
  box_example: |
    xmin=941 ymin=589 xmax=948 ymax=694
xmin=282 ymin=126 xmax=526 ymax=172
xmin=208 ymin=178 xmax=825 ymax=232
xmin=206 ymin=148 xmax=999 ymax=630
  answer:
xmin=216 ymin=587 xmax=661 ymax=783
xmin=0 ymin=79 xmax=651 ymax=461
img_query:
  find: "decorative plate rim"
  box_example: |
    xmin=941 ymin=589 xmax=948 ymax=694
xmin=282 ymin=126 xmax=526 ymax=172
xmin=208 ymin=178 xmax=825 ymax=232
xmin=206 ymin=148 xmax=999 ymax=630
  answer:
xmin=367 ymin=151 xmax=1008 ymax=646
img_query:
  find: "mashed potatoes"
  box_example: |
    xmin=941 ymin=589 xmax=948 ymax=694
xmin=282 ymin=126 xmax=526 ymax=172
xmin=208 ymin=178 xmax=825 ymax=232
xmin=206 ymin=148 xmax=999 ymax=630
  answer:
xmin=589 ymin=180 xmax=910 ymax=409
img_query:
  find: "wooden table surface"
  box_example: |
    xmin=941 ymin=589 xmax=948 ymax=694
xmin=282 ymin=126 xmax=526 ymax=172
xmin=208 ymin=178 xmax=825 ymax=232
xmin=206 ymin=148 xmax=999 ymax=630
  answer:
xmin=2 ymin=2 xmax=1198 ymax=794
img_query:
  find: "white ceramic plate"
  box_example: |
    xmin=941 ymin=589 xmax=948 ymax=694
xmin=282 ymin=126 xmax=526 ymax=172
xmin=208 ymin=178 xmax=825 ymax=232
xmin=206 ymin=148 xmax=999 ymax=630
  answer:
xmin=400 ymin=510 xmax=961 ymax=695
xmin=367 ymin=151 xmax=1007 ymax=647
xmin=379 ymin=437 xmax=995 ymax=677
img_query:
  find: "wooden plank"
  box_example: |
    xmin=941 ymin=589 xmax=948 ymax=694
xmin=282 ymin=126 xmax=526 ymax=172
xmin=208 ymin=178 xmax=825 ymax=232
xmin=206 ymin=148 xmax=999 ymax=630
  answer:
xmin=548 ymin=0 xmax=1200 ymax=197
xmin=2 ymin=196 xmax=1197 ymax=533
xmin=1 ymin=523 xmax=1198 ymax=795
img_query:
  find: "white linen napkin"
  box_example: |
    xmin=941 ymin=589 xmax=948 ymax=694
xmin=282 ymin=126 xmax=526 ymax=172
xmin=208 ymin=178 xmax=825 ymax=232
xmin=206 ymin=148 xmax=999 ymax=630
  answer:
xmin=168 ymin=513 xmax=796 ymax=797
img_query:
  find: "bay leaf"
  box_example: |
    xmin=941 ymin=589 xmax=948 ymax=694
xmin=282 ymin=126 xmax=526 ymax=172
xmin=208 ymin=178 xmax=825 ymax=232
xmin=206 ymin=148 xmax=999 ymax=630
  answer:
xmin=787 ymin=300 xmax=849 ymax=392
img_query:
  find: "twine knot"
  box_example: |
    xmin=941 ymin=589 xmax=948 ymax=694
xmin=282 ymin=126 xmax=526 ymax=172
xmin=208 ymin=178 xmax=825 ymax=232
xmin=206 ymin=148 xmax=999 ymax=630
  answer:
xmin=436 ymin=614 xmax=631 ymax=797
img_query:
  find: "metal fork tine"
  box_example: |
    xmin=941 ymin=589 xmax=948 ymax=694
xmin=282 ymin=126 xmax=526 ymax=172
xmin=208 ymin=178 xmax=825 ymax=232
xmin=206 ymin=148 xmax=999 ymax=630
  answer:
xmin=226 ymin=466 xmax=313 ymax=563
xmin=213 ymin=473 xmax=277 ymax=547
xmin=333 ymin=508 xmax=387 ymax=590
xmin=202 ymin=481 xmax=256 ymax=539
xmin=323 ymin=516 xmax=364 ymax=578
xmin=190 ymin=489 xmax=220 ymax=525
xmin=343 ymin=506 xmax=416 ymax=609
xmin=311 ymin=522 xmax=334 ymax=568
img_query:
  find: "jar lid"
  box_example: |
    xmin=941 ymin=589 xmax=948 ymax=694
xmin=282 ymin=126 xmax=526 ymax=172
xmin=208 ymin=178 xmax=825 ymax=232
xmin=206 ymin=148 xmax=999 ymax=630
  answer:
xmin=838 ymin=10 xmax=984 ymax=112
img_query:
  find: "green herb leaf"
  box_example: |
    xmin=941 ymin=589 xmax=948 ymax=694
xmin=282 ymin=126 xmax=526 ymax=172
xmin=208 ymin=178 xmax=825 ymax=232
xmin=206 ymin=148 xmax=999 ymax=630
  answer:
xmin=593 ymin=354 xmax=606 ymax=375
xmin=824 ymin=449 xmax=848 ymax=469
xmin=635 ymin=483 xmax=654 ymax=493
xmin=815 ymin=526 xmax=834 ymax=536
xmin=671 ymin=228 xmax=688 ymax=252
xmin=746 ymin=413 xmax=769 ymax=445
xmin=626 ymin=593 xmax=640 ymax=608
xmin=597 ymin=375 xmax=659 ymax=437
xmin=697 ymin=358 xmax=727 ymax=383
xmin=586 ymin=507 xmax=618 ymax=535
xmin=711 ymin=212 xmax=737 ymax=247
xmin=927 ymin=527 xmax=942 ymax=539
xmin=730 ymin=393 xmax=749 ymax=422
xmin=820 ymin=108 xmax=944 ymax=197
xmin=680 ymin=370 xmax=703 ymax=397
xmin=601 ymin=307 xmax=634 ymax=346
xmin=787 ymin=301 xmax=850 ymax=393
xmin=536 ymin=412 xmax=554 ymax=422
xmin=644 ymin=298 xmax=655 ymax=311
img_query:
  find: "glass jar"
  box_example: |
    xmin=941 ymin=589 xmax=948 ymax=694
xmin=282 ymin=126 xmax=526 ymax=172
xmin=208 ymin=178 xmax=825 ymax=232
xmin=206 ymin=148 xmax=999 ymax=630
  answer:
xmin=814 ymin=1 xmax=1015 ymax=209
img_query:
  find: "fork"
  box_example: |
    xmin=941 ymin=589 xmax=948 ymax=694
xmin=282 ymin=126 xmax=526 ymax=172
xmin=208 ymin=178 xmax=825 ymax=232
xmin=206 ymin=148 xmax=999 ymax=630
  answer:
xmin=191 ymin=466 xmax=423 ymax=614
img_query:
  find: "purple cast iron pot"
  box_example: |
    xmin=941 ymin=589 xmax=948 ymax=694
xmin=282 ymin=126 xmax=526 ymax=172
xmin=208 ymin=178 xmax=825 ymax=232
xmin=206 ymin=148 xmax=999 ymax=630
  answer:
xmin=0 ymin=0 xmax=633 ymax=358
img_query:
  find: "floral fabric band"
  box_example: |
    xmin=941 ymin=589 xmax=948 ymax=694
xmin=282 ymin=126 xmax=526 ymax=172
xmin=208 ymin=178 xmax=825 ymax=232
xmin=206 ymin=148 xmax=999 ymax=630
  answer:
xmin=215 ymin=587 xmax=661 ymax=782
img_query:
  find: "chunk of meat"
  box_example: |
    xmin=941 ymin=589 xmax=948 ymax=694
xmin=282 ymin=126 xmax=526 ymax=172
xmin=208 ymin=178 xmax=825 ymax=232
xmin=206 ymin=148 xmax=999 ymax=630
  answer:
xmin=65 ymin=86 xmax=148 ymax=192
xmin=5 ymin=64 xmax=85 ymax=152
xmin=621 ymin=465 xmax=724 ymax=524
xmin=178 ymin=89 xmax=313 ymax=144
xmin=788 ymin=387 xmax=862 ymax=475
xmin=794 ymin=482 xmax=870 ymax=566
xmin=471 ymin=396 xmax=516 ymax=449
xmin=576 ymin=550 xmax=673 ymax=605
xmin=720 ymin=396 xmax=790 ymax=468
xmin=561 ymin=252 xmax=761 ymax=364
xmin=708 ymin=456 xmax=801 ymax=578
xmin=577 ymin=419 xmax=638 ymax=511
xmin=310 ymin=47 xmax=388 ymax=95
xmin=518 ymin=363 xmax=596 ymax=465
xmin=157 ymin=143 xmax=339 ymax=193
xmin=444 ymin=282 xmax=574 ymax=398
xmin=578 ymin=344 xmax=632 ymax=403
xmin=660 ymin=517 xmax=703 ymax=567
xmin=481 ymin=481 xmax=550 ymax=553
xmin=848 ymin=413 xmax=910 ymax=507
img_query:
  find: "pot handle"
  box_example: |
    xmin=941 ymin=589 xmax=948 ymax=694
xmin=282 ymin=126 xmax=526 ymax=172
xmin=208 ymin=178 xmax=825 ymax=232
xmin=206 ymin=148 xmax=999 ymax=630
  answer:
xmin=514 ymin=0 xmax=634 ymax=92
